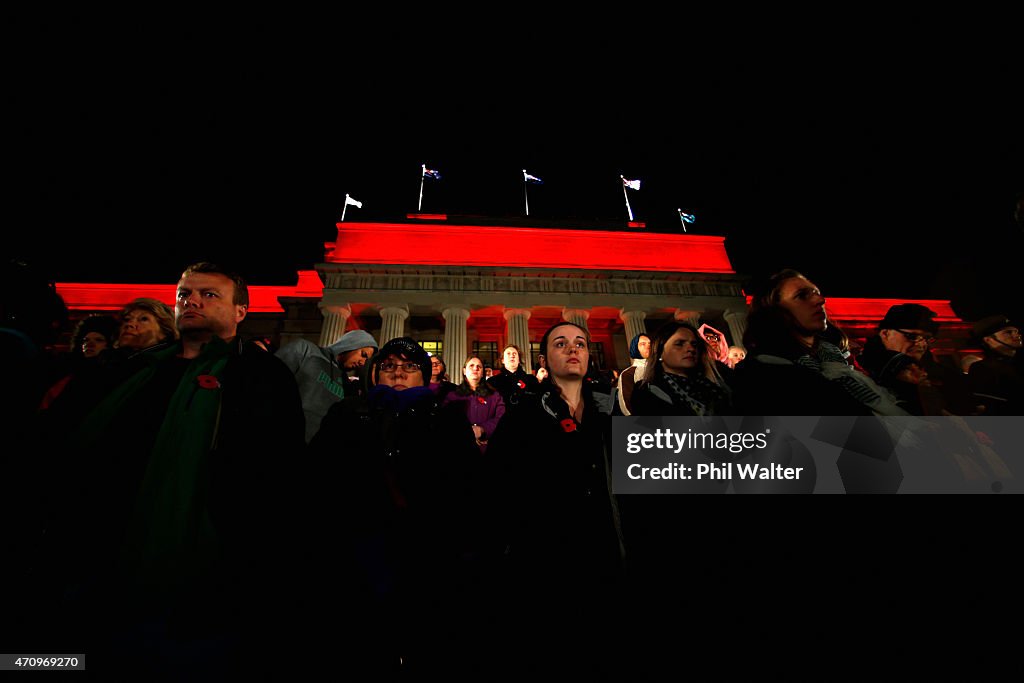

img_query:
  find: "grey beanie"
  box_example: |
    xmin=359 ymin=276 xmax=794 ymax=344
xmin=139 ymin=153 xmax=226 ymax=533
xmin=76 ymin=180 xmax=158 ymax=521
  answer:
xmin=327 ymin=330 xmax=379 ymax=356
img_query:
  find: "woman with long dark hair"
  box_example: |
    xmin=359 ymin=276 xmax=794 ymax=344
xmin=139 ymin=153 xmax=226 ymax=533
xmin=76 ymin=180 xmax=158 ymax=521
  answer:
xmin=487 ymin=323 xmax=625 ymax=630
xmin=631 ymin=321 xmax=731 ymax=416
xmin=734 ymin=269 xmax=903 ymax=415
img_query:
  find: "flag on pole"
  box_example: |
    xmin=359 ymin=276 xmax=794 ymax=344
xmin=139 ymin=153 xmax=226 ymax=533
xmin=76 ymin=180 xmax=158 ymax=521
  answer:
xmin=678 ymin=210 xmax=695 ymax=224
xmin=422 ymin=166 xmax=442 ymax=180
xmin=622 ymin=178 xmax=641 ymax=191
xmin=345 ymin=195 xmax=363 ymax=208
xmin=523 ymin=170 xmax=543 ymax=184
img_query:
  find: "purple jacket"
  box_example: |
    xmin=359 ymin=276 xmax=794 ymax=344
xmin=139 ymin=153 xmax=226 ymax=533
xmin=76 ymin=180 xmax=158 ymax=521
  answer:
xmin=443 ymin=388 xmax=506 ymax=447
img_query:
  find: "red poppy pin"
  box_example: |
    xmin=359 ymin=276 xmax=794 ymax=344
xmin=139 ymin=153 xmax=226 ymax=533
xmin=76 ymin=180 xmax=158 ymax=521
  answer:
xmin=476 ymin=396 xmax=487 ymax=405
xmin=517 ymin=380 xmax=526 ymax=389
xmin=560 ymin=418 xmax=577 ymax=433
xmin=197 ymin=375 xmax=221 ymax=389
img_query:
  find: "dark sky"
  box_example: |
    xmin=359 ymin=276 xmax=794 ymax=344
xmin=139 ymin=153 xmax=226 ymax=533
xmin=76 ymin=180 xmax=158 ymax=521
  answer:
xmin=10 ymin=16 xmax=1022 ymax=322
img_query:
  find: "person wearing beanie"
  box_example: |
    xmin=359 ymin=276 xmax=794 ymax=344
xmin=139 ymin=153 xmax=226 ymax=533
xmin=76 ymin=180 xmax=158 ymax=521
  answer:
xmin=615 ymin=332 xmax=650 ymax=415
xmin=275 ymin=329 xmax=378 ymax=442
xmin=308 ymin=338 xmax=483 ymax=667
xmin=968 ymin=315 xmax=1023 ymax=415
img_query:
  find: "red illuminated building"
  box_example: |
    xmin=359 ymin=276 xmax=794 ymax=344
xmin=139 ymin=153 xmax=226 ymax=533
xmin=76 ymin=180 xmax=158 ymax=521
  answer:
xmin=56 ymin=217 xmax=972 ymax=371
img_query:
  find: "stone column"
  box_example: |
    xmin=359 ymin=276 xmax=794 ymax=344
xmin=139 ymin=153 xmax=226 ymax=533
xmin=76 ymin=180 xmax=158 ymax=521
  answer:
xmin=674 ymin=309 xmax=702 ymax=328
xmin=504 ymin=308 xmax=532 ymax=373
xmin=619 ymin=309 xmax=647 ymax=345
xmin=724 ymin=309 xmax=749 ymax=348
xmin=379 ymin=305 xmax=409 ymax=344
xmin=317 ymin=303 xmax=352 ymax=347
xmin=562 ymin=308 xmax=591 ymax=331
xmin=442 ymin=306 xmax=471 ymax=378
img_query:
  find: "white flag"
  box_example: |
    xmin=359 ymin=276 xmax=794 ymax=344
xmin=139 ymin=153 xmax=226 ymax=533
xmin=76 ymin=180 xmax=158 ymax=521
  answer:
xmin=345 ymin=195 xmax=363 ymax=209
xmin=622 ymin=178 xmax=641 ymax=191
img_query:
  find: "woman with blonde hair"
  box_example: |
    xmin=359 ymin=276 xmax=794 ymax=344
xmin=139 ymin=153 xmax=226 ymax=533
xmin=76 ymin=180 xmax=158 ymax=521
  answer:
xmin=631 ymin=321 xmax=731 ymax=416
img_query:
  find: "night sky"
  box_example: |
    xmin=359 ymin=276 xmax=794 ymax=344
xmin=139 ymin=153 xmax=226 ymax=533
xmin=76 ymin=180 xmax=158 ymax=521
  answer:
xmin=10 ymin=17 xmax=1022 ymax=322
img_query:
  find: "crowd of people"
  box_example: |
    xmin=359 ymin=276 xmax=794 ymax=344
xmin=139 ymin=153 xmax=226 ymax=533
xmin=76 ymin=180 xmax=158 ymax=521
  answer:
xmin=3 ymin=261 xmax=1022 ymax=674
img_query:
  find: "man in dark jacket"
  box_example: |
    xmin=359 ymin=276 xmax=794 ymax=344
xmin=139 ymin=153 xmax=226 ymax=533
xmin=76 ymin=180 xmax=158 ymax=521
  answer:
xmin=42 ymin=262 xmax=306 ymax=677
xmin=487 ymin=344 xmax=539 ymax=408
xmin=969 ymin=315 xmax=1023 ymax=415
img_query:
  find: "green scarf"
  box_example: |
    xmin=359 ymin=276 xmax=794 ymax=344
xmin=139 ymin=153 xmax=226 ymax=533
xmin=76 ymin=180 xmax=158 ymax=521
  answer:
xmin=74 ymin=337 xmax=233 ymax=597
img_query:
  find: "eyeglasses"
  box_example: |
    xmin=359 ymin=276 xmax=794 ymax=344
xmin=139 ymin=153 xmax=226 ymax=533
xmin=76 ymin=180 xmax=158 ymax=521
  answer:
xmin=894 ymin=329 xmax=935 ymax=344
xmin=703 ymin=333 xmax=720 ymax=342
xmin=379 ymin=361 xmax=421 ymax=374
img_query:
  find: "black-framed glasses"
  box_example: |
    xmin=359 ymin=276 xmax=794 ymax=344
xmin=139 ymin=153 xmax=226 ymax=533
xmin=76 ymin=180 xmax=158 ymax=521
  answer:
xmin=703 ymin=333 xmax=720 ymax=342
xmin=379 ymin=361 xmax=421 ymax=374
xmin=895 ymin=329 xmax=935 ymax=344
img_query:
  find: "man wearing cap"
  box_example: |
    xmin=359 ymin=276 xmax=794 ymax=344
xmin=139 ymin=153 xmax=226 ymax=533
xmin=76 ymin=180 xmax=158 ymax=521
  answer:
xmin=968 ymin=315 xmax=1023 ymax=415
xmin=865 ymin=303 xmax=977 ymax=414
xmin=276 ymin=329 xmax=378 ymax=442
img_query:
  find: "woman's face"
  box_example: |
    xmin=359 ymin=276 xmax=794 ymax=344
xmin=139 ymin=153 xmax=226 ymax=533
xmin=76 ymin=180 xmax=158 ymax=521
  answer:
xmin=81 ymin=331 xmax=109 ymax=358
xmin=726 ymin=347 xmax=746 ymax=367
xmin=430 ymin=355 xmax=443 ymax=381
xmin=119 ymin=309 xmax=163 ymax=350
xmin=543 ymin=324 xmax=589 ymax=381
xmin=776 ymin=276 xmax=827 ymax=338
xmin=464 ymin=357 xmax=484 ymax=385
xmin=661 ymin=328 xmax=701 ymax=375
xmin=377 ymin=354 xmax=424 ymax=391
xmin=339 ymin=346 xmax=376 ymax=370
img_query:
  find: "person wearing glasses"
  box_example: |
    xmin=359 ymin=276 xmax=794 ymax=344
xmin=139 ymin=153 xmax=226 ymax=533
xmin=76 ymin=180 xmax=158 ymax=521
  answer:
xmin=308 ymin=336 xmax=482 ymax=670
xmin=864 ymin=304 xmax=979 ymax=414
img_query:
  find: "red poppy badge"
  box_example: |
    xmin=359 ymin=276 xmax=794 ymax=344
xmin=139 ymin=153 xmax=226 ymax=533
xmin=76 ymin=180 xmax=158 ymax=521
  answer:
xmin=197 ymin=375 xmax=221 ymax=389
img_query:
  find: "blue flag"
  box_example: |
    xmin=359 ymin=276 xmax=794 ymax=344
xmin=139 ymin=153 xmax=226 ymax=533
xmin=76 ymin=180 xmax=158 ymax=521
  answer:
xmin=422 ymin=166 xmax=442 ymax=180
xmin=678 ymin=211 xmax=696 ymax=224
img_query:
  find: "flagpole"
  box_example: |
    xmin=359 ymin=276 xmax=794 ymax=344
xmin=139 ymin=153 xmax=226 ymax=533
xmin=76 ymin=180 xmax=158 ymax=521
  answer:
xmin=621 ymin=176 xmax=633 ymax=222
xmin=418 ymin=165 xmax=426 ymax=212
xmin=677 ymin=208 xmax=687 ymax=233
xmin=341 ymin=194 xmax=349 ymax=222
xmin=524 ymin=173 xmax=530 ymax=216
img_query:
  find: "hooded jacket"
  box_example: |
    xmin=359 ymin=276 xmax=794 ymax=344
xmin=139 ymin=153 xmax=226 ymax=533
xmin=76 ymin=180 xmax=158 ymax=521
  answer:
xmin=276 ymin=330 xmax=378 ymax=442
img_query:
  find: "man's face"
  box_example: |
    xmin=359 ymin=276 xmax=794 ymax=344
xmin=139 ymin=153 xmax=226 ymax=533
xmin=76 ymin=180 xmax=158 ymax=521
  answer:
xmin=175 ymin=272 xmax=247 ymax=340
xmin=637 ymin=336 xmax=651 ymax=359
xmin=502 ymin=347 xmax=520 ymax=372
xmin=985 ymin=326 xmax=1022 ymax=357
xmin=339 ymin=346 xmax=375 ymax=370
xmin=880 ymin=328 xmax=932 ymax=361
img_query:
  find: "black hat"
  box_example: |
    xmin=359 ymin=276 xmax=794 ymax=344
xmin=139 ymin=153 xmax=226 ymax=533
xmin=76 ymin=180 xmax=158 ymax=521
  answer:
xmin=878 ymin=304 xmax=939 ymax=334
xmin=972 ymin=315 xmax=1014 ymax=340
xmin=373 ymin=336 xmax=431 ymax=385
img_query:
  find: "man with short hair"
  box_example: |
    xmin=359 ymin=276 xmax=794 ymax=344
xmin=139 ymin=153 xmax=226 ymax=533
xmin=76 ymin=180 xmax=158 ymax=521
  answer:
xmin=968 ymin=315 xmax=1023 ymax=415
xmin=50 ymin=262 xmax=305 ymax=674
xmin=487 ymin=344 xmax=539 ymax=407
